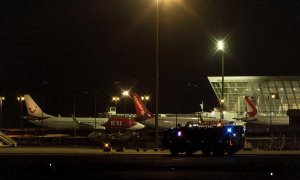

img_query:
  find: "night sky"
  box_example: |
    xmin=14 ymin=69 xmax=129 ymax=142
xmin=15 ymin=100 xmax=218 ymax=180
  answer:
xmin=1 ymin=0 xmax=300 ymax=127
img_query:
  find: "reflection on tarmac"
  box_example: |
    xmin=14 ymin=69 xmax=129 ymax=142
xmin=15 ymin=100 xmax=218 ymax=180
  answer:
xmin=1 ymin=147 xmax=300 ymax=179
xmin=1 ymin=147 xmax=300 ymax=155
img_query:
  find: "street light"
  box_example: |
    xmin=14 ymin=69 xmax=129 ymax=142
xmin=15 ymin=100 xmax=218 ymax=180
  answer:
xmin=17 ymin=96 xmax=25 ymax=112
xmin=17 ymin=96 xmax=25 ymax=128
xmin=122 ymin=90 xmax=129 ymax=97
xmin=217 ymin=40 xmax=225 ymax=120
xmin=122 ymin=90 xmax=130 ymax=117
xmin=112 ymin=96 xmax=120 ymax=112
xmin=141 ymin=96 xmax=150 ymax=107
xmin=0 ymin=96 xmax=5 ymax=127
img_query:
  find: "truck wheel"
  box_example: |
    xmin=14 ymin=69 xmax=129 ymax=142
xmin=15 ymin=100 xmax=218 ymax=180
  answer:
xmin=170 ymin=147 xmax=179 ymax=156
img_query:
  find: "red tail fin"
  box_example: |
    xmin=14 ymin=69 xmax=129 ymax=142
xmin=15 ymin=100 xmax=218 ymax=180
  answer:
xmin=131 ymin=93 xmax=154 ymax=119
xmin=245 ymin=96 xmax=257 ymax=117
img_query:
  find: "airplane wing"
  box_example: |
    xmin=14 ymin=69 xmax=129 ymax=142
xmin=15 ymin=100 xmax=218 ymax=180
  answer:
xmin=94 ymin=125 xmax=106 ymax=130
xmin=72 ymin=114 xmax=80 ymax=124
xmin=71 ymin=115 xmax=105 ymax=130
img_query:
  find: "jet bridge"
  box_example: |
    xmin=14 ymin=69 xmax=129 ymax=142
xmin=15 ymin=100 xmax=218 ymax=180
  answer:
xmin=0 ymin=131 xmax=17 ymax=147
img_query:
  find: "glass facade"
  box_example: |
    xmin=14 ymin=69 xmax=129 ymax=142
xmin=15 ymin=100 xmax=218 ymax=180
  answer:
xmin=208 ymin=76 xmax=300 ymax=118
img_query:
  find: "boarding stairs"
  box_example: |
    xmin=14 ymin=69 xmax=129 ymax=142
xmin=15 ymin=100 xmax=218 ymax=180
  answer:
xmin=0 ymin=131 xmax=17 ymax=147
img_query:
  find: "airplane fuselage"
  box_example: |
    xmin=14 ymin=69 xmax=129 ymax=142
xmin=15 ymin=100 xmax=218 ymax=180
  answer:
xmin=28 ymin=116 xmax=144 ymax=131
xmin=142 ymin=116 xmax=242 ymax=129
xmin=243 ymin=115 xmax=289 ymax=125
xmin=24 ymin=94 xmax=145 ymax=132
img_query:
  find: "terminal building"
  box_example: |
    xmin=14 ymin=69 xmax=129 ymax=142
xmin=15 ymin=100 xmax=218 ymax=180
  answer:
xmin=208 ymin=76 xmax=300 ymax=125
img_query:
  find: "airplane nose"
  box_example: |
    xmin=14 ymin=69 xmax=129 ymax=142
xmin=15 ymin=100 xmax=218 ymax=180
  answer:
xmin=128 ymin=122 xmax=145 ymax=130
xmin=137 ymin=122 xmax=145 ymax=129
xmin=134 ymin=122 xmax=145 ymax=129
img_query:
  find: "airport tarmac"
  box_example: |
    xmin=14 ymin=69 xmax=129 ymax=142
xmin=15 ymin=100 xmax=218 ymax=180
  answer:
xmin=1 ymin=146 xmax=300 ymax=155
xmin=1 ymin=147 xmax=300 ymax=179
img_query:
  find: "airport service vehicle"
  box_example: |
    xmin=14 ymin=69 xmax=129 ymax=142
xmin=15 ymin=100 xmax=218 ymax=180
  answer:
xmin=162 ymin=122 xmax=245 ymax=156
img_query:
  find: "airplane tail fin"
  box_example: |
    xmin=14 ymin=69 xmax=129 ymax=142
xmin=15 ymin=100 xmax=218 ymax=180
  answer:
xmin=131 ymin=93 xmax=154 ymax=120
xmin=244 ymin=96 xmax=257 ymax=117
xmin=24 ymin=95 xmax=53 ymax=118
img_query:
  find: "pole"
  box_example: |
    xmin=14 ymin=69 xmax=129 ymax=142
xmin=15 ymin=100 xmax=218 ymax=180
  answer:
xmin=0 ymin=99 xmax=3 ymax=128
xmin=94 ymin=91 xmax=97 ymax=130
xmin=73 ymin=96 xmax=76 ymax=117
xmin=20 ymin=100 xmax=23 ymax=128
xmin=270 ymin=111 xmax=272 ymax=126
xmin=115 ymin=101 xmax=118 ymax=113
xmin=155 ymin=0 xmax=159 ymax=148
xmin=221 ymin=50 xmax=224 ymax=120
xmin=73 ymin=95 xmax=77 ymax=136
xmin=269 ymin=96 xmax=272 ymax=126
xmin=123 ymin=97 xmax=126 ymax=117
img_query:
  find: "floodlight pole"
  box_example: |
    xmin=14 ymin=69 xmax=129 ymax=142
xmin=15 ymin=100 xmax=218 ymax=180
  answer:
xmin=217 ymin=40 xmax=225 ymax=120
xmin=221 ymin=50 xmax=224 ymax=120
xmin=155 ymin=0 xmax=159 ymax=148
xmin=0 ymin=97 xmax=4 ymax=128
xmin=17 ymin=96 xmax=24 ymax=128
xmin=94 ymin=91 xmax=97 ymax=131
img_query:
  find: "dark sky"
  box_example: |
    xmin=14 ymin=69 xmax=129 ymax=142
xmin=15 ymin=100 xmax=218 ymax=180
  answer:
xmin=1 ymin=0 xmax=300 ymax=126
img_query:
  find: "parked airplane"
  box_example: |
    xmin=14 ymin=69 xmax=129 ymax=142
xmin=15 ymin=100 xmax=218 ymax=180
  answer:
xmin=207 ymin=96 xmax=257 ymax=121
xmin=131 ymin=93 xmax=246 ymax=129
xmin=241 ymin=96 xmax=289 ymax=125
xmin=210 ymin=96 xmax=288 ymax=125
xmin=24 ymin=95 xmax=145 ymax=131
xmin=132 ymin=92 xmax=287 ymax=127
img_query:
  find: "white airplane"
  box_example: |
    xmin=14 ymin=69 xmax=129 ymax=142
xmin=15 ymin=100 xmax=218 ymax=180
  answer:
xmin=206 ymin=96 xmax=257 ymax=121
xmin=24 ymin=95 xmax=145 ymax=131
xmin=240 ymin=96 xmax=289 ymax=125
xmin=208 ymin=96 xmax=288 ymax=125
xmin=131 ymin=93 xmax=247 ymax=129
